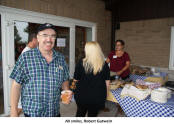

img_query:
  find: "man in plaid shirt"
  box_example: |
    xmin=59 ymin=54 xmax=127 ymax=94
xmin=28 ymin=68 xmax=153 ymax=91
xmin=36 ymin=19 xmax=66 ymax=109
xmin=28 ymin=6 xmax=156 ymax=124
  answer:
xmin=10 ymin=23 xmax=71 ymax=117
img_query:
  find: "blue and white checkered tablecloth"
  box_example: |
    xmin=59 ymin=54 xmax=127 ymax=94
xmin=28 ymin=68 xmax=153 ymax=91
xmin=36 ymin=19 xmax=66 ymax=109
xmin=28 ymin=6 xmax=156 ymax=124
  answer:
xmin=129 ymin=72 xmax=167 ymax=82
xmin=129 ymin=74 xmax=147 ymax=82
xmin=111 ymin=88 xmax=174 ymax=117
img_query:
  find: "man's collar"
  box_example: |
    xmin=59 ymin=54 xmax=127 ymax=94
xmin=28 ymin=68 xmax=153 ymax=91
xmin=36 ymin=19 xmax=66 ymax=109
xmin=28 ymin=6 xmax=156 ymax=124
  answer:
xmin=52 ymin=49 xmax=58 ymax=59
xmin=36 ymin=47 xmax=58 ymax=59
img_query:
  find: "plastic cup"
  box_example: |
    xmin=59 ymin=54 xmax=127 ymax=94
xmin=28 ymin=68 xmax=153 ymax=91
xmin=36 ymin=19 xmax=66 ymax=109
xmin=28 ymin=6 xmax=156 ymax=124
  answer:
xmin=61 ymin=90 xmax=72 ymax=104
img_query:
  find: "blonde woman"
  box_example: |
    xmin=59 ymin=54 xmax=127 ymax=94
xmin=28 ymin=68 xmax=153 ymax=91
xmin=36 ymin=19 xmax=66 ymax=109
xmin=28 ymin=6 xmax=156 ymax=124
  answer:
xmin=73 ymin=41 xmax=110 ymax=117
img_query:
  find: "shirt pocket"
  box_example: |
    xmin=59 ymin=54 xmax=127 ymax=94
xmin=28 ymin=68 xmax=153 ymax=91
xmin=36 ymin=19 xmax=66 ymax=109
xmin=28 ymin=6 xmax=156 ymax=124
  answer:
xmin=54 ymin=65 xmax=65 ymax=80
xmin=51 ymin=65 xmax=64 ymax=91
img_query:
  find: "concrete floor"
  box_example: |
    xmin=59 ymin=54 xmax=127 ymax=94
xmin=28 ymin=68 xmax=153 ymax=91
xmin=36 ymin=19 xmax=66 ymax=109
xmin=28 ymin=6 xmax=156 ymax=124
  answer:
xmin=60 ymin=100 xmax=126 ymax=117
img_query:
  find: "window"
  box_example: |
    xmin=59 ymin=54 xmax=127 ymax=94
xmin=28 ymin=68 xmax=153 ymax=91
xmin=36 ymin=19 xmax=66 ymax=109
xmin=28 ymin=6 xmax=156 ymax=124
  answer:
xmin=169 ymin=26 xmax=174 ymax=70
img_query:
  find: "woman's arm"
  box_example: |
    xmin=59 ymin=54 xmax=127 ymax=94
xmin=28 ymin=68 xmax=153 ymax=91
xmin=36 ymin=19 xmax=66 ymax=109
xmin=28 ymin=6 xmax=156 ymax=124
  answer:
xmin=116 ymin=61 xmax=130 ymax=76
xmin=105 ymin=80 xmax=110 ymax=97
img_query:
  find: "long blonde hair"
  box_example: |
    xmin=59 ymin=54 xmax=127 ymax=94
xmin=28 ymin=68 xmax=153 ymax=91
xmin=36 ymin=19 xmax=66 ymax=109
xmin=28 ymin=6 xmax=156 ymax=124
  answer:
xmin=83 ymin=41 xmax=105 ymax=75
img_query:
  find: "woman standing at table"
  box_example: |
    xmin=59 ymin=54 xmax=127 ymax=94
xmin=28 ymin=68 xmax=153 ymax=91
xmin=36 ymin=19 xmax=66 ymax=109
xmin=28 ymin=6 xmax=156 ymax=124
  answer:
xmin=106 ymin=40 xmax=131 ymax=80
xmin=73 ymin=41 xmax=110 ymax=117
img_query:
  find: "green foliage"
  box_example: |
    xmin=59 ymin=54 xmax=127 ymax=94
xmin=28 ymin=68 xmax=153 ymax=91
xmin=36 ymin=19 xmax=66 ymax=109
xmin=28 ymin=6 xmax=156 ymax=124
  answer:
xmin=14 ymin=24 xmax=22 ymax=43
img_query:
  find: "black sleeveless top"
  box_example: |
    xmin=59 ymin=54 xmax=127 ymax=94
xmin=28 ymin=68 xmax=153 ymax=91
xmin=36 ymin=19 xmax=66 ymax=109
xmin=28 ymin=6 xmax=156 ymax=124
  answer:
xmin=73 ymin=60 xmax=110 ymax=108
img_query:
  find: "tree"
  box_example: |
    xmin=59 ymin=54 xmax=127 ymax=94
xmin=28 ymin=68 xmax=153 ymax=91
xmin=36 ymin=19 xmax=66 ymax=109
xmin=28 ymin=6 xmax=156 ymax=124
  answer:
xmin=24 ymin=25 xmax=29 ymax=34
xmin=14 ymin=24 xmax=22 ymax=43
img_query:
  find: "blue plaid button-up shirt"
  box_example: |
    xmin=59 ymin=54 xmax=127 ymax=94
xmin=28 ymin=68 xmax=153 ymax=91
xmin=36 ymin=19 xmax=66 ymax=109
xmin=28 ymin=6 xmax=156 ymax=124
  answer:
xmin=10 ymin=48 xmax=69 ymax=117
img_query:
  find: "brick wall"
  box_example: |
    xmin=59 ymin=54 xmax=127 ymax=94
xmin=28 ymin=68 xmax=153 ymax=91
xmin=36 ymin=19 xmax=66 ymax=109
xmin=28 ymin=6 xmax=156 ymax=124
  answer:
xmin=0 ymin=0 xmax=111 ymax=56
xmin=116 ymin=18 xmax=174 ymax=68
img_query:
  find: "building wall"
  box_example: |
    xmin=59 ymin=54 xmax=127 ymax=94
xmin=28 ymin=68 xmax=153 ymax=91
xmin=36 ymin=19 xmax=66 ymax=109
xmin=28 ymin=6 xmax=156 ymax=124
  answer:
xmin=0 ymin=0 xmax=111 ymax=56
xmin=116 ymin=18 xmax=174 ymax=80
xmin=116 ymin=18 xmax=174 ymax=68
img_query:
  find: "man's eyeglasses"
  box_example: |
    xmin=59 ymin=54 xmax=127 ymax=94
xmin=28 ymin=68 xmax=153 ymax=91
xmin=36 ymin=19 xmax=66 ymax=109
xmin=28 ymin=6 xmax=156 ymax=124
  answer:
xmin=38 ymin=34 xmax=57 ymax=40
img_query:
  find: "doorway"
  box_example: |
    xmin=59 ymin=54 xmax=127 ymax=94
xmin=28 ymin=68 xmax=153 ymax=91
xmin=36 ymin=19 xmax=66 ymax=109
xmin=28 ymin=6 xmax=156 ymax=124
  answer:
xmin=0 ymin=14 xmax=4 ymax=115
xmin=75 ymin=26 xmax=92 ymax=63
